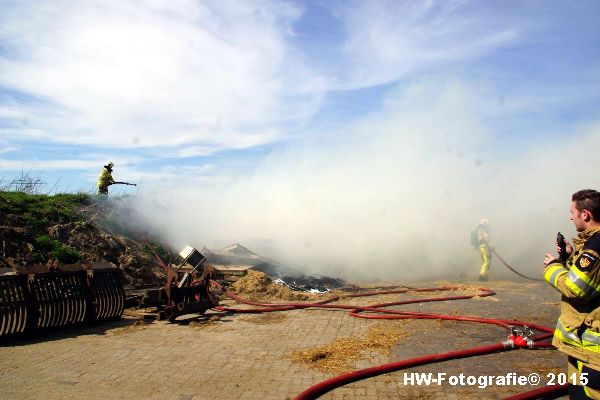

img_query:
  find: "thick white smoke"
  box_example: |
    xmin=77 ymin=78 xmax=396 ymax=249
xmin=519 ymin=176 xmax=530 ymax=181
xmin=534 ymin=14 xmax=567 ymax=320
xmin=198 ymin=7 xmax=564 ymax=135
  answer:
xmin=131 ymin=77 xmax=600 ymax=282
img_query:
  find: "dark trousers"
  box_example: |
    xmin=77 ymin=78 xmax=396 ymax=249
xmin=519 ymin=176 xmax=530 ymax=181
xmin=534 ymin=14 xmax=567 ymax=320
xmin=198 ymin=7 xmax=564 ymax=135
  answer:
xmin=568 ymin=356 xmax=600 ymax=399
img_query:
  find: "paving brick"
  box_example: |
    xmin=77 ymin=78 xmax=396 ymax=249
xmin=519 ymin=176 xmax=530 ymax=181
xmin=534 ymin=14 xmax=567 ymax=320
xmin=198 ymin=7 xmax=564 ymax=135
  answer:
xmin=0 ymin=280 xmax=570 ymax=399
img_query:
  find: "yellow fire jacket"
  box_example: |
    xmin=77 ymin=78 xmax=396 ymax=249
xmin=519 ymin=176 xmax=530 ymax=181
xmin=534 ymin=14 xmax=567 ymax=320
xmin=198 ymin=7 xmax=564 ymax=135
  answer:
xmin=476 ymin=227 xmax=492 ymax=247
xmin=97 ymin=167 xmax=114 ymax=189
xmin=543 ymin=226 xmax=600 ymax=369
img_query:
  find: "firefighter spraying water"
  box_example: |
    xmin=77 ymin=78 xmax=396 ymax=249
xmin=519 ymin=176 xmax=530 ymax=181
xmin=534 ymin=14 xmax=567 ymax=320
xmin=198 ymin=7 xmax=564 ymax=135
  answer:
xmin=97 ymin=161 xmax=137 ymax=195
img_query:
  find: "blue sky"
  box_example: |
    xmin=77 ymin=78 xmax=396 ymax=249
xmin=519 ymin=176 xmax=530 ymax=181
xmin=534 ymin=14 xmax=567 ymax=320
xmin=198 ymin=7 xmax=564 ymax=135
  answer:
xmin=1 ymin=0 xmax=598 ymax=193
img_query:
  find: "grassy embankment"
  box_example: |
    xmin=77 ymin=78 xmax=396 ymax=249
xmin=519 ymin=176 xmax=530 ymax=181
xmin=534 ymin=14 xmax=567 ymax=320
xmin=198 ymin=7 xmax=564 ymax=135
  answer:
xmin=0 ymin=191 xmax=89 ymax=263
xmin=0 ymin=190 xmax=172 ymax=268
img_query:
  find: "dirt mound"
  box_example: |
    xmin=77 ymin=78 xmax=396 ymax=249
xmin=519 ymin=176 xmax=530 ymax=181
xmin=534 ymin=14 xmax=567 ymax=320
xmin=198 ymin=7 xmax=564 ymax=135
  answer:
xmin=49 ymin=222 xmax=118 ymax=260
xmin=0 ymin=191 xmax=169 ymax=287
xmin=232 ymin=270 xmax=316 ymax=301
xmin=0 ymin=225 xmax=34 ymax=269
xmin=2 ymin=221 xmax=163 ymax=286
xmin=47 ymin=222 xmax=163 ymax=286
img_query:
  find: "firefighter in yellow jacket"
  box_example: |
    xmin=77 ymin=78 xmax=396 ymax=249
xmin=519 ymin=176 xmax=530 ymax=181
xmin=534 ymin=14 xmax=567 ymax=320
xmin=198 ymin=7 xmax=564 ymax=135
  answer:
xmin=543 ymin=189 xmax=600 ymax=399
xmin=97 ymin=161 xmax=115 ymax=195
xmin=475 ymin=219 xmax=493 ymax=281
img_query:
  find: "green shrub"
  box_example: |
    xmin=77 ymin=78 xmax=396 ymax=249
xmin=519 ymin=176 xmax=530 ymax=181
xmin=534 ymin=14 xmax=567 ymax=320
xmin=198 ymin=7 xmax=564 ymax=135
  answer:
xmin=35 ymin=234 xmax=54 ymax=252
xmin=51 ymin=245 xmax=82 ymax=264
xmin=0 ymin=191 xmax=89 ymax=231
xmin=23 ymin=212 xmax=44 ymax=230
xmin=34 ymin=234 xmax=82 ymax=263
xmin=143 ymin=242 xmax=171 ymax=260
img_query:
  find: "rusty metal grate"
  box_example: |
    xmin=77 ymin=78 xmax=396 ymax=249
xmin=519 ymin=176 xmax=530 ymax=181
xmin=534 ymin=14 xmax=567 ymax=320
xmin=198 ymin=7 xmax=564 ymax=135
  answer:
xmin=29 ymin=271 xmax=89 ymax=329
xmin=0 ymin=268 xmax=124 ymax=338
xmin=89 ymin=269 xmax=125 ymax=321
xmin=0 ymin=274 xmax=29 ymax=336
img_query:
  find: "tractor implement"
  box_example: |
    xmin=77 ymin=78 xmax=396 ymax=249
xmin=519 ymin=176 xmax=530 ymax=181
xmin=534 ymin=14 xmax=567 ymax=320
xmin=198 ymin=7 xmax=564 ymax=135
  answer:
xmin=159 ymin=246 xmax=219 ymax=322
xmin=0 ymin=262 xmax=125 ymax=338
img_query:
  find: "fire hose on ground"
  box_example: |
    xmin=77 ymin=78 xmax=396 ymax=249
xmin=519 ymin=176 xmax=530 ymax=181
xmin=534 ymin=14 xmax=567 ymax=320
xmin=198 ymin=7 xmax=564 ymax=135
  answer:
xmin=491 ymin=248 xmax=543 ymax=282
xmin=209 ymin=280 xmax=568 ymax=399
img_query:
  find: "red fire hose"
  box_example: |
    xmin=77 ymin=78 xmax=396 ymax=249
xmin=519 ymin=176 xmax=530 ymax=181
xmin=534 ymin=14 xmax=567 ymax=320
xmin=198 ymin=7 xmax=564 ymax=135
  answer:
xmin=209 ymin=280 xmax=566 ymax=399
xmin=503 ymin=384 xmax=569 ymax=400
xmin=492 ymin=248 xmax=543 ymax=282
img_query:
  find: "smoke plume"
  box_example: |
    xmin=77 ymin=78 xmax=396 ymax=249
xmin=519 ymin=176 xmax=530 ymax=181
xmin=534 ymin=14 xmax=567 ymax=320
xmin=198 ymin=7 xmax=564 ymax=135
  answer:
xmin=130 ymin=77 xmax=600 ymax=282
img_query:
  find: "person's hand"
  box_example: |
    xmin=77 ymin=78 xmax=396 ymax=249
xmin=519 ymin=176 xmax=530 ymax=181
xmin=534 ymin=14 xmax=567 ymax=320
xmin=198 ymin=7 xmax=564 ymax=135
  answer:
xmin=544 ymin=253 xmax=556 ymax=267
xmin=555 ymin=240 xmax=573 ymax=255
xmin=565 ymin=242 xmax=573 ymax=255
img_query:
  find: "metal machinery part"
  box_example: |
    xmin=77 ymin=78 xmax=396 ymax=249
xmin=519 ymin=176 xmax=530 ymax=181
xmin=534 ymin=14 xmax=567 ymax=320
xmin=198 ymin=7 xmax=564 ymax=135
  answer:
xmin=161 ymin=246 xmax=219 ymax=322
xmin=0 ymin=262 xmax=125 ymax=338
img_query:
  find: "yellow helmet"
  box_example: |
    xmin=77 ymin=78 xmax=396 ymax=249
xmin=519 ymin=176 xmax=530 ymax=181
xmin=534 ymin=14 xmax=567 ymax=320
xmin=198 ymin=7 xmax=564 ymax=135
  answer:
xmin=479 ymin=218 xmax=489 ymax=225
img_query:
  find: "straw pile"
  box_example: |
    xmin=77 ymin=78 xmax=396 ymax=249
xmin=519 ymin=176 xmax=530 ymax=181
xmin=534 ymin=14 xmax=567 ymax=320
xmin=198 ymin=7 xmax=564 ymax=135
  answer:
xmin=292 ymin=337 xmax=362 ymax=374
xmin=291 ymin=321 xmax=410 ymax=374
xmin=405 ymin=284 xmax=483 ymax=298
xmin=241 ymin=313 xmax=288 ymax=324
xmin=362 ymin=321 xmax=410 ymax=351
xmin=232 ymin=270 xmax=318 ymax=301
xmin=108 ymin=319 xmax=146 ymax=336
xmin=188 ymin=315 xmax=221 ymax=329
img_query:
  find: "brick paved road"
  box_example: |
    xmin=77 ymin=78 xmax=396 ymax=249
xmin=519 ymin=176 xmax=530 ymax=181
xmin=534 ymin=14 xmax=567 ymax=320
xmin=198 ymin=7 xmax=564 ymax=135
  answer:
xmin=0 ymin=279 xmax=569 ymax=399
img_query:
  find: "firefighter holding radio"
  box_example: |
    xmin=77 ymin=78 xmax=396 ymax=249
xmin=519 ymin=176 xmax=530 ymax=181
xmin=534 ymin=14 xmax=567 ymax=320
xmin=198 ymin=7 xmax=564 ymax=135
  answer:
xmin=543 ymin=189 xmax=600 ymax=399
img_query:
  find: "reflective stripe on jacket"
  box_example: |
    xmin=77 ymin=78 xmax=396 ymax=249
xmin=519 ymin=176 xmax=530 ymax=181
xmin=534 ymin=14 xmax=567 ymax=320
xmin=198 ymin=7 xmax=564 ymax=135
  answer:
xmin=543 ymin=227 xmax=600 ymax=369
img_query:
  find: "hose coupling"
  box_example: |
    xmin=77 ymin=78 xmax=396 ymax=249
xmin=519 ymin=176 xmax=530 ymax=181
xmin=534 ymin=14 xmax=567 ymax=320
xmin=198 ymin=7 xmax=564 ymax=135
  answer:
xmin=524 ymin=337 xmax=535 ymax=349
xmin=506 ymin=325 xmax=536 ymax=348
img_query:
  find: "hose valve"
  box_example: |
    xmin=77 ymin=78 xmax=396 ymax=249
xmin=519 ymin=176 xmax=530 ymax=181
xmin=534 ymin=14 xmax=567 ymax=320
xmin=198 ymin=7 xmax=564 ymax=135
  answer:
xmin=506 ymin=325 xmax=535 ymax=349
